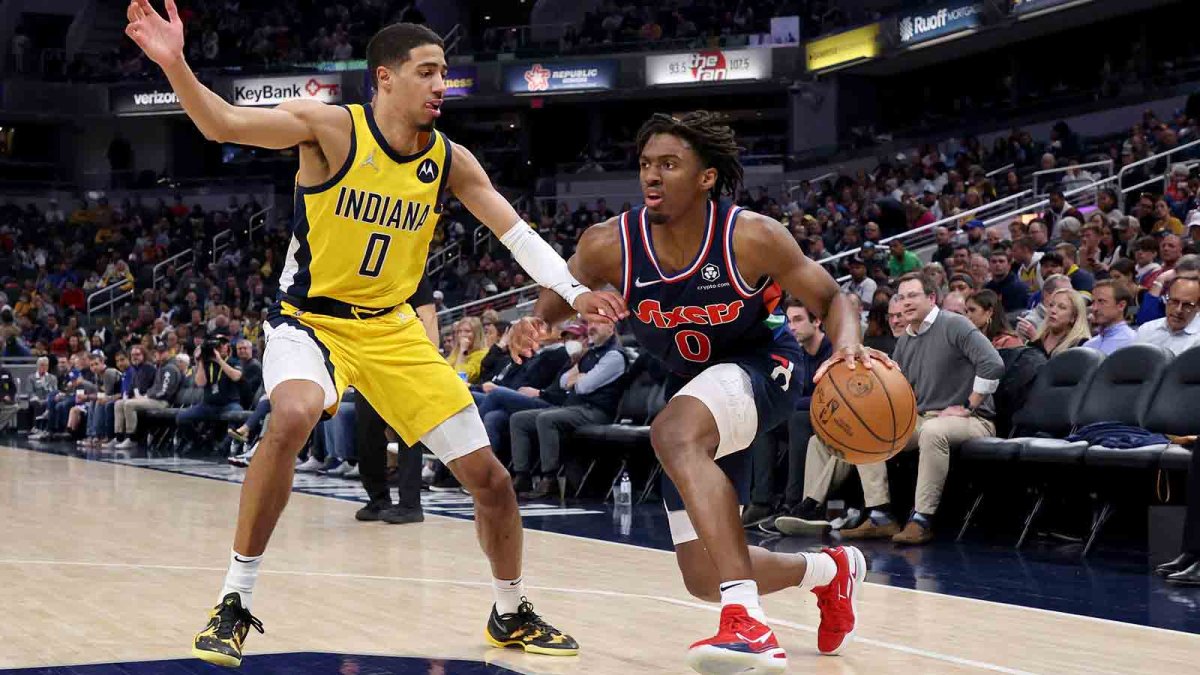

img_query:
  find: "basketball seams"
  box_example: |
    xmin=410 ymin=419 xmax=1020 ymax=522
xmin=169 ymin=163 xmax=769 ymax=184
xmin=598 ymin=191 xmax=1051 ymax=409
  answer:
xmin=872 ymin=367 xmax=902 ymax=455
xmin=825 ymin=369 xmax=896 ymax=446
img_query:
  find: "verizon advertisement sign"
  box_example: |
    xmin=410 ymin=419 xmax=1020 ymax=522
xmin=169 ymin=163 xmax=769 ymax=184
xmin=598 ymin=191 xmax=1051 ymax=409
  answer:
xmin=110 ymin=83 xmax=183 ymax=115
xmin=231 ymin=73 xmax=343 ymax=106
xmin=645 ymin=48 xmax=771 ymax=86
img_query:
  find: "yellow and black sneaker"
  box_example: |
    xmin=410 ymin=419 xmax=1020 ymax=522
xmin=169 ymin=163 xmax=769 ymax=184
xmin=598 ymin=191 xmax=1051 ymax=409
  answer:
xmin=191 ymin=592 xmax=265 ymax=667
xmin=485 ymin=597 xmax=579 ymax=656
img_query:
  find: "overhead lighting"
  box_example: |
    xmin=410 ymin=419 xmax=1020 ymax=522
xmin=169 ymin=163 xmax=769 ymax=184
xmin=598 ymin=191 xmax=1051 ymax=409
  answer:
xmin=905 ymin=27 xmax=978 ymax=50
xmin=1017 ymin=0 xmax=1094 ymax=21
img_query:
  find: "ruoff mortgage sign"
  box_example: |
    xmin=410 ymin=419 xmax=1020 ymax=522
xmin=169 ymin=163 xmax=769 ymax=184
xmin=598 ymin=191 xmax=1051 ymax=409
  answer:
xmin=897 ymin=0 xmax=983 ymax=46
xmin=645 ymin=48 xmax=771 ymax=86
xmin=231 ymin=73 xmax=343 ymax=106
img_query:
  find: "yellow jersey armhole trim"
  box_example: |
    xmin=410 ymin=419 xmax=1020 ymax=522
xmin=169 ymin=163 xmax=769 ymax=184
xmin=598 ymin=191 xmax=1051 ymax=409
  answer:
xmin=296 ymin=104 xmax=358 ymax=196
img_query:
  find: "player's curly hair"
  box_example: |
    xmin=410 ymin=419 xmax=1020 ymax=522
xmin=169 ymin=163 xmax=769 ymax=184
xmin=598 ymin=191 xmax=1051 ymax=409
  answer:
xmin=636 ymin=111 xmax=744 ymax=200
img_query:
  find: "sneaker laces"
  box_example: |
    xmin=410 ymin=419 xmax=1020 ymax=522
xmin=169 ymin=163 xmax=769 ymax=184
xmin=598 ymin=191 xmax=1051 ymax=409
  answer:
xmin=813 ymin=579 xmax=853 ymax=632
xmin=214 ymin=602 xmax=264 ymax=640
xmin=510 ymin=597 xmax=560 ymax=637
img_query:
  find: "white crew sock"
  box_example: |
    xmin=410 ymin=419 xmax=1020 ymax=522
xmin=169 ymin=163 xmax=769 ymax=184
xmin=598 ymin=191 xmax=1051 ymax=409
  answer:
xmin=493 ymin=576 xmax=524 ymax=615
xmin=798 ymin=551 xmax=838 ymax=590
xmin=220 ymin=550 xmax=263 ymax=610
xmin=719 ymin=579 xmax=765 ymax=622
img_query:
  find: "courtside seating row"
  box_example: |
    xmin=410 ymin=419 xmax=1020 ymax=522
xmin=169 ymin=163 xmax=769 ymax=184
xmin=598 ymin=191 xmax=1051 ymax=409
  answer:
xmin=138 ymin=385 xmax=254 ymax=453
xmin=957 ymin=343 xmax=1200 ymax=554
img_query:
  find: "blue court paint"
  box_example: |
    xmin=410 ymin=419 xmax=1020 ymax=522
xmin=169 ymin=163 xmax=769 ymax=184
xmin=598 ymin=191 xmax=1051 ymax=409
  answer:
xmin=9 ymin=440 xmax=1200 ymax=635
xmin=0 ymin=653 xmax=521 ymax=674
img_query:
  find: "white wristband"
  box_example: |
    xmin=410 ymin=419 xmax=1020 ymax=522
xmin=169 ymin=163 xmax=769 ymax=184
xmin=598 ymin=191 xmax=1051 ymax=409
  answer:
xmin=499 ymin=220 xmax=589 ymax=307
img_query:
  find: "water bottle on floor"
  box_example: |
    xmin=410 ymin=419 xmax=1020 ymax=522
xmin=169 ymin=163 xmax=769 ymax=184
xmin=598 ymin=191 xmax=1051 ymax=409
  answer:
xmin=616 ymin=471 xmax=632 ymax=506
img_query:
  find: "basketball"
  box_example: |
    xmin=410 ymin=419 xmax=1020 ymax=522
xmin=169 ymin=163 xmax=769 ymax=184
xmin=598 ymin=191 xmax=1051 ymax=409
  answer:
xmin=811 ymin=359 xmax=917 ymax=465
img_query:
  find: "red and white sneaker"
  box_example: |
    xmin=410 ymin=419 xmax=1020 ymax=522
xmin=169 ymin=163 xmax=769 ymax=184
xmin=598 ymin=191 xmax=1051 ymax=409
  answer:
xmin=685 ymin=604 xmax=787 ymax=675
xmin=812 ymin=545 xmax=867 ymax=655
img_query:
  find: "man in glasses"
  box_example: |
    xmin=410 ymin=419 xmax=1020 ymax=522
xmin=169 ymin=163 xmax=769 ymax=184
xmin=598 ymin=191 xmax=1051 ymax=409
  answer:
xmin=1134 ymin=276 xmax=1200 ymax=355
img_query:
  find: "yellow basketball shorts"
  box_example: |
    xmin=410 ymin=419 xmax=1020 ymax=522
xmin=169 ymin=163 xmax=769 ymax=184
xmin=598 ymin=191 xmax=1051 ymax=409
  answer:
xmin=262 ymin=301 xmax=482 ymax=459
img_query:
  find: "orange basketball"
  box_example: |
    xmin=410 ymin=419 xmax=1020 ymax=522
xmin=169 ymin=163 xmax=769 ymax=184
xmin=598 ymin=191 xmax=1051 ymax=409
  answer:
xmin=811 ymin=359 xmax=917 ymax=465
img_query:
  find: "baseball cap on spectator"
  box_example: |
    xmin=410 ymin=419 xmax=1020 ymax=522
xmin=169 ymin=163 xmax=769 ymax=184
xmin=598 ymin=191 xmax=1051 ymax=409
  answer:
xmin=560 ymin=323 xmax=586 ymax=338
xmin=965 ymin=219 xmax=985 ymax=230
xmin=861 ymin=241 xmax=877 ymax=251
xmin=1187 ymin=211 xmax=1200 ymax=230
xmin=483 ymin=282 xmax=498 ymax=293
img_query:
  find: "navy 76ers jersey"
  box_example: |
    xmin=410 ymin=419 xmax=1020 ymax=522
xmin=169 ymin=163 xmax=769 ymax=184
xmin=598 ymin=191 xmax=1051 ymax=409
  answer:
xmin=618 ymin=199 xmax=802 ymax=399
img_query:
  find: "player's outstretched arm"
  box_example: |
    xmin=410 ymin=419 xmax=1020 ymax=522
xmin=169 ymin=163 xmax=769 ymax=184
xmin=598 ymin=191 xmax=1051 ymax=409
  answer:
xmin=510 ymin=221 xmax=625 ymax=363
xmin=125 ymin=0 xmax=324 ymax=149
xmin=448 ymin=142 xmax=627 ymax=325
xmin=733 ymin=212 xmax=892 ymax=379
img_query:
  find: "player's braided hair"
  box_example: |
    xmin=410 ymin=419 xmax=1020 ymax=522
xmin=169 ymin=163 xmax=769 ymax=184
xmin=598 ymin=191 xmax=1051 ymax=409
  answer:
xmin=636 ymin=111 xmax=744 ymax=200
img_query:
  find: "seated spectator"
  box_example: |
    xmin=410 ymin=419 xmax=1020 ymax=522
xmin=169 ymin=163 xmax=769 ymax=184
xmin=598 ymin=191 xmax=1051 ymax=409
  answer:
xmin=477 ymin=311 xmax=511 ymax=385
xmin=947 ymin=274 xmax=974 ymax=296
xmin=941 ymin=291 xmax=968 ymax=316
xmin=862 ymin=295 xmax=899 ymax=355
xmin=112 ymin=345 xmax=184 ymax=449
xmin=78 ymin=353 xmax=125 ymax=448
xmin=108 ymin=345 xmax=160 ymax=448
xmin=840 ymin=256 xmax=876 ymax=306
xmin=1050 ymin=244 xmax=1095 ymax=296
xmin=1082 ymin=280 xmax=1137 ymax=355
xmin=1137 ymin=255 xmax=1200 ymax=325
xmin=984 ymin=246 xmax=1030 ymax=313
xmin=1153 ymin=198 xmax=1186 ymax=236
xmin=0 ymin=365 xmax=16 ymax=432
xmin=886 ymin=239 xmax=922 ymax=279
xmin=1028 ymin=288 xmax=1092 ymax=357
xmin=921 ymin=262 xmax=949 ymax=298
xmin=176 ymin=337 xmax=244 ymax=452
xmin=1028 ymin=220 xmax=1052 ymax=252
xmin=1012 ymin=237 xmax=1044 ymax=295
xmin=20 ymin=356 xmax=56 ymax=420
xmin=233 ymin=339 xmax=262 ymax=409
xmin=747 ymin=297 xmax=832 ymax=524
xmin=1134 ymin=236 xmax=1164 ymax=289
xmin=1134 ymin=277 xmax=1200 ymax=355
xmin=446 ymin=317 xmax=488 ymax=384
xmin=510 ymin=321 xmax=628 ymax=500
xmin=476 ymin=325 xmax=577 ymax=466
xmin=966 ymin=290 xmax=1024 ymax=349
xmin=800 ymin=273 xmax=1004 ymax=545
xmin=968 ymin=254 xmax=991 ymax=289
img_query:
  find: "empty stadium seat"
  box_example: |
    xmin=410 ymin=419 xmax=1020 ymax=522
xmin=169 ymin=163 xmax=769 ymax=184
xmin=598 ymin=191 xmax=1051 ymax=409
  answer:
xmin=960 ymin=348 xmax=1105 ymax=463
xmin=1021 ymin=345 xmax=1171 ymax=464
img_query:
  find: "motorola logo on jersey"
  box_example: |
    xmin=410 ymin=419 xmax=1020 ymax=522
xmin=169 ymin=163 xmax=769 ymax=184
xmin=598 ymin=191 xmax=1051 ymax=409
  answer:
xmin=632 ymin=298 xmax=744 ymax=330
xmin=416 ymin=158 xmax=439 ymax=184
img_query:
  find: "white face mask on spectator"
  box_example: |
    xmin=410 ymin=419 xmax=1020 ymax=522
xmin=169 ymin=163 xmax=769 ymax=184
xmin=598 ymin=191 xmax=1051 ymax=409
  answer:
xmin=564 ymin=340 xmax=584 ymax=358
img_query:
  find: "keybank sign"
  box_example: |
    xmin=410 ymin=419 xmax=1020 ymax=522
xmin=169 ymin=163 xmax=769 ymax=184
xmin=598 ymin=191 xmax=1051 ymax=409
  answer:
xmin=897 ymin=1 xmax=982 ymax=45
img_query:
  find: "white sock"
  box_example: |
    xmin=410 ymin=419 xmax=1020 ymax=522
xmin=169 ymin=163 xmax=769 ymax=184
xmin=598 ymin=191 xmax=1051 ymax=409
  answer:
xmin=220 ymin=550 xmax=263 ymax=611
xmin=493 ymin=576 xmax=524 ymax=615
xmin=719 ymin=579 xmax=765 ymax=622
xmin=798 ymin=551 xmax=838 ymax=590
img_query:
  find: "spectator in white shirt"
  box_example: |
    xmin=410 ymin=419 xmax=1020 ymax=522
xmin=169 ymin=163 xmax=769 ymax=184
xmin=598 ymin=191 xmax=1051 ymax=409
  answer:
xmin=1135 ymin=277 xmax=1200 ymax=355
xmin=841 ymin=255 xmax=877 ymax=306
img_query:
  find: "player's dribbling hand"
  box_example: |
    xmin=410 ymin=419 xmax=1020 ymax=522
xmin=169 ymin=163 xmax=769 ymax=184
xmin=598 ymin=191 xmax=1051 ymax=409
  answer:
xmin=126 ymin=0 xmax=185 ymax=68
xmin=508 ymin=316 xmax=549 ymax=365
xmin=572 ymin=290 xmax=628 ymax=325
xmin=813 ymin=344 xmax=896 ymax=383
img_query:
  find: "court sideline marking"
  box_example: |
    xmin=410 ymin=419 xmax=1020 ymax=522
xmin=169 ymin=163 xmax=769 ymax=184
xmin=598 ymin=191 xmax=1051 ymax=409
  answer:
xmin=0 ymin=556 xmax=1035 ymax=674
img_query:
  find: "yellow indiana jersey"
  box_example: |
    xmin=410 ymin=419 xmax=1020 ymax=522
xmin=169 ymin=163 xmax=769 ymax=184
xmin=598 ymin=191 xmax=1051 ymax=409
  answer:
xmin=279 ymin=103 xmax=451 ymax=309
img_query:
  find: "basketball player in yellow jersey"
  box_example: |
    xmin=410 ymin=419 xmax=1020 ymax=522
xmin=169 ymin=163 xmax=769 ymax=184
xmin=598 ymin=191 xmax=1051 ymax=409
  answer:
xmin=126 ymin=1 xmax=627 ymax=667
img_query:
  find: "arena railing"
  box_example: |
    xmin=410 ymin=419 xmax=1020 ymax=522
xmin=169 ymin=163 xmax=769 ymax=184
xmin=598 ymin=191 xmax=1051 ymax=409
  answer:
xmin=1116 ymin=138 xmax=1200 ymax=210
xmin=212 ymin=230 xmax=234 ymax=265
xmin=426 ymin=241 xmax=461 ymax=277
xmin=87 ymin=279 xmax=134 ymax=318
xmin=980 ymin=175 xmax=1118 ymax=230
xmin=984 ymin=163 xmax=1015 ymax=179
xmin=247 ymin=206 xmax=272 ymax=241
xmin=436 ymin=283 xmax=543 ymax=325
xmin=153 ymin=249 xmax=194 ymax=291
xmin=1031 ymin=158 xmax=1114 ymax=196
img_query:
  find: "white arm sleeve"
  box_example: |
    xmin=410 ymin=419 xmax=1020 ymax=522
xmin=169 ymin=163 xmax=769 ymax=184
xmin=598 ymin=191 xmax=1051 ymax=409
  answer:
xmin=499 ymin=220 xmax=589 ymax=307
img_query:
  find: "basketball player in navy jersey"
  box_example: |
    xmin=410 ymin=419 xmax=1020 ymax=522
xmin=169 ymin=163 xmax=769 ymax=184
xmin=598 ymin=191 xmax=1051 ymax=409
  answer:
xmin=511 ymin=112 xmax=892 ymax=674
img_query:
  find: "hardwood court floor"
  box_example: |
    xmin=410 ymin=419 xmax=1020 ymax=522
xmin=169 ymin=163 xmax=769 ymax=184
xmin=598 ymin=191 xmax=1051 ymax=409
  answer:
xmin=2 ymin=444 xmax=1198 ymax=674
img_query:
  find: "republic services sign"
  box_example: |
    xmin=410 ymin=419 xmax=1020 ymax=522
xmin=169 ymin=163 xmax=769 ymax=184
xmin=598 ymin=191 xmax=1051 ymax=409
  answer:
xmin=645 ymin=48 xmax=771 ymax=86
xmin=231 ymin=73 xmax=343 ymax=106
